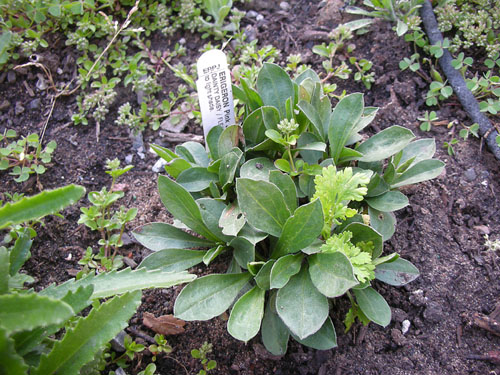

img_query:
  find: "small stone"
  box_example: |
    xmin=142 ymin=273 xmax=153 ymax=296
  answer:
xmin=125 ymin=154 xmax=133 ymax=164
xmin=256 ymin=14 xmax=264 ymax=22
xmin=123 ymin=257 xmax=137 ymax=268
xmin=244 ymin=25 xmax=258 ymax=42
xmin=7 ymin=71 xmax=16 ymax=83
xmin=178 ymin=38 xmax=186 ymax=45
xmin=152 ymin=158 xmax=168 ymax=173
xmin=0 ymin=100 xmax=10 ymax=111
xmin=279 ymin=1 xmax=291 ymax=11
xmin=247 ymin=10 xmax=259 ymax=18
xmin=464 ymin=168 xmax=476 ymax=181
xmin=114 ymin=368 xmax=127 ymax=375
xmin=423 ymin=301 xmax=443 ymax=324
xmin=110 ymin=330 xmax=127 ymax=352
xmin=28 ymin=98 xmax=41 ymax=110
xmin=131 ymin=132 xmax=144 ymax=151
xmin=409 ymin=289 xmax=427 ymax=307
xmin=402 ymin=319 xmax=411 ymax=334
xmin=15 ymin=102 xmax=25 ymax=115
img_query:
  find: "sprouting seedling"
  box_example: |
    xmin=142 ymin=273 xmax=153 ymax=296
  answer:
xmin=418 ymin=111 xmax=439 ymax=131
xmin=191 ymin=342 xmax=217 ymax=375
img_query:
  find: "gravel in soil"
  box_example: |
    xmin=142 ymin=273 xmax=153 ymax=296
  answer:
xmin=1 ymin=1 xmax=500 ymax=374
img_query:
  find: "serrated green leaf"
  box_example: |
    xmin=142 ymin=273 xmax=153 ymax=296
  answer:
xmin=308 ymin=252 xmax=358 ymax=298
xmin=0 ymin=294 xmax=74 ymax=334
xmin=133 ymin=222 xmax=214 ymax=251
xmin=354 ymin=287 xmax=391 ymax=327
xmin=291 ymin=316 xmax=337 ymax=350
xmin=342 ymin=222 xmax=383 ymax=259
xmin=40 ymin=268 xmax=196 ymax=300
xmin=0 ymin=184 xmax=85 ymax=229
xmin=33 ymin=291 xmax=141 ymax=375
xmin=375 ymin=258 xmax=419 ymax=286
xmin=272 ymin=200 xmax=323 ymax=258
xmin=366 ymin=191 xmax=409 ymax=212
xmin=257 ymin=63 xmax=294 ymax=118
xmin=228 ymin=286 xmax=265 ymax=342
xmin=0 ymin=327 xmax=28 ymax=375
xmin=174 ymin=273 xmax=252 ymax=320
xmin=139 ymin=249 xmax=206 ymax=272
xmin=158 ymin=175 xmax=218 ymax=241
xmin=276 ymin=265 xmax=329 ymax=339
xmin=236 ymin=178 xmax=291 ymax=237
xmin=270 ymin=253 xmax=303 ymax=289
xmin=356 ymin=126 xmax=415 ymax=162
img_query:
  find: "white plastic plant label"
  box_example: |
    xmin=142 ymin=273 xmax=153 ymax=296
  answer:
xmin=196 ymin=49 xmax=235 ymax=138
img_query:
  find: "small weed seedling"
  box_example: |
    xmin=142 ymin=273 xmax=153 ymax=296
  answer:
xmin=0 ymin=130 xmax=56 ymax=186
xmin=78 ymin=158 xmax=137 ymax=274
xmin=191 ymin=342 xmax=217 ymax=375
xmin=148 ymin=334 xmax=173 ymax=361
xmin=418 ymin=111 xmax=439 ymax=132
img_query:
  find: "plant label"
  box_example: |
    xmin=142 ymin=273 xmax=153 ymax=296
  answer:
xmin=196 ymin=50 xmax=235 ymax=138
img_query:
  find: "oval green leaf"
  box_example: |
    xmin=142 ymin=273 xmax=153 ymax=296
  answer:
xmin=139 ymin=249 xmax=206 ymax=272
xmin=272 ymin=200 xmax=323 ymax=258
xmin=133 ymin=222 xmax=214 ymax=251
xmin=308 ymin=252 xmax=358 ymax=298
xmin=276 ymin=265 xmax=329 ymax=339
xmin=354 ymin=287 xmax=391 ymax=327
xmin=366 ymin=191 xmax=409 ymax=212
xmin=174 ymin=273 xmax=252 ymax=321
xmin=292 ymin=316 xmax=337 ymax=350
xmin=236 ymin=178 xmax=291 ymax=237
xmin=356 ymin=125 xmax=415 ymax=162
xmin=228 ymin=286 xmax=266 ymax=342
xmin=270 ymin=253 xmax=303 ymax=289
xmin=375 ymin=257 xmax=420 ymax=286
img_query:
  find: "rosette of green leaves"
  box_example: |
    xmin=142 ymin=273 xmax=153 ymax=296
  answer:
xmin=134 ymin=63 xmax=444 ymax=354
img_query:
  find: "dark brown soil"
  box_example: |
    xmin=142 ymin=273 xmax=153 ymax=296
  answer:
xmin=1 ymin=1 xmax=500 ymax=374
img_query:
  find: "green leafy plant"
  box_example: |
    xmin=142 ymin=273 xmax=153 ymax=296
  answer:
xmin=418 ymin=110 xmax=439 ymax=132
xmin=435 ymin=0 xmax=500 ymax=58
xmin=134 ymin=63 xmax=444 ymax=354
xmin=0 ymin=184 xmax=196 ymax=374
xmin=78 ymin=158 xmax=136 ymax=273
xmin=191 ymin=342 xmax=217 ymax=375
xmin=148 ymin=334 xmax=173 ymax=361
xmin=347 ymin=0 xmax=424 ymax=36
xmin=0 ymin=130 xmax=56 ymax=185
